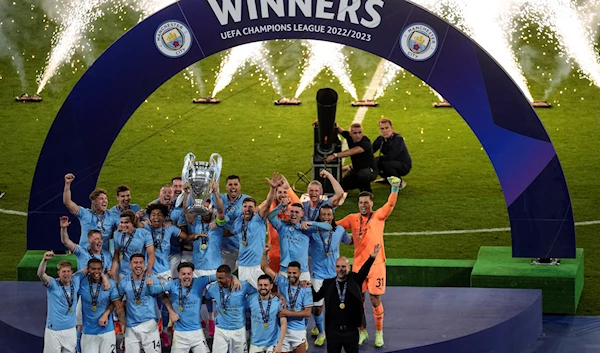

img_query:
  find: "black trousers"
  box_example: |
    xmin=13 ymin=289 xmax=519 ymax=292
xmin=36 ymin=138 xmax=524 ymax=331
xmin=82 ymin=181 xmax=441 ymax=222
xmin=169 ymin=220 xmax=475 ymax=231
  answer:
xmin=326 ymin=326 xmax=359 ymax=353
xmin=341 ymin=167 xmax=378 ymax=193
xmin=377 ymin=159 xmax=411 ymax=178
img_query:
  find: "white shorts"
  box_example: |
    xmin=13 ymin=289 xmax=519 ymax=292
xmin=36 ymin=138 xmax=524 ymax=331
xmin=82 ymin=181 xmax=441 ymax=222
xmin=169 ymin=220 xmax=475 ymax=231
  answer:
xmin=281 ymin=329 xmax=307 ymax=352
xmin=124 ymin=319 xmax=160 ymax=353
xmin=239 ymin=265 xmax=264 ymax=289
xmin=312 ymin=278 xmax=324 ymax=306
xmin=171 ymin=329 xmax=210 ymax=353
xmin=213 ymin=327 xmax=247 ymax=353
xmin=193 ymin=269 xmax=217 ymax=278
xmin=81 ymin=331 xmax=116 ymax=353
xmin=156 ymin=270 xmax=172 ymax=285
xmin=278 ymin=270 xmax=311 ymax=282
xmin=249 ymin=344 xmax=277 ymax=353
xmin=43 ymin=327 xmax=77 ymax=353
xmin=221 ymin=249 xmax=239 ymax=273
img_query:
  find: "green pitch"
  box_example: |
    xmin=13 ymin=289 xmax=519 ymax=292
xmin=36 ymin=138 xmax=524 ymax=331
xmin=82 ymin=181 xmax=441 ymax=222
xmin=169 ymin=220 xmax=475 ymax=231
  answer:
xmin=0 ymin=2 xmax=599 ymax=314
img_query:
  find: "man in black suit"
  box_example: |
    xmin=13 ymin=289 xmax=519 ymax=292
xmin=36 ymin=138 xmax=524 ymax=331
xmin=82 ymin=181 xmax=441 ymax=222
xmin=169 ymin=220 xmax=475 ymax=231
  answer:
xmin=311 ymin=244 xmax=381 ymax=353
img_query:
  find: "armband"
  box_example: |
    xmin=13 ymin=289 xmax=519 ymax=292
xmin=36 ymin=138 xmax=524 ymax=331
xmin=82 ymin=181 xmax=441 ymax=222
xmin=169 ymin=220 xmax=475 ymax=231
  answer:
xmin=215 ymin=218 xmax=227 ymax=226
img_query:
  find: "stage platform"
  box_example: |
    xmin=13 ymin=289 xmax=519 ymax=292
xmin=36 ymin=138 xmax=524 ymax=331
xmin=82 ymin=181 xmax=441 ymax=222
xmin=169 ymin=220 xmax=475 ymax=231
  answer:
xmin=0 ymin=282 xmax=542 ymax=353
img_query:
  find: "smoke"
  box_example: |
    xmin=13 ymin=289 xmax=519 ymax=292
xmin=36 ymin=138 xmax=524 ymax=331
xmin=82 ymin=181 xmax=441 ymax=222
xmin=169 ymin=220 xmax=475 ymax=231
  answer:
xmin=0 ymin=2 xmax=28 ymax=91
xmin=544 ymin=55 xmax=573 ymax=99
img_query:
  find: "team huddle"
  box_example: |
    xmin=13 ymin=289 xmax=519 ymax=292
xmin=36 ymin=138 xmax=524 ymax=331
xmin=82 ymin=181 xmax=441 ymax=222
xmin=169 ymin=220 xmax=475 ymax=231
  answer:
xmin=39 ymin=165 xmax=402 ymax=353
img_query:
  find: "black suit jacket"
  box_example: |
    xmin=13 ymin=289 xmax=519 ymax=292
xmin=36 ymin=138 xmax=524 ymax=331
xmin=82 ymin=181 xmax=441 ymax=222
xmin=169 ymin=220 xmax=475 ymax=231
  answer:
xmin=312 ymin=256 xmax=376 ymax=329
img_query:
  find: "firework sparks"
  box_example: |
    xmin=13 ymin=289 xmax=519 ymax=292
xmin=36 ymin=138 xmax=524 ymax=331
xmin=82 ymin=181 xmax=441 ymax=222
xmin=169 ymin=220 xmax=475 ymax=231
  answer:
xmin=212 ymin=41 xmax=282 ymax=97
xmin=295 ymin=40 xmax=358 ymax=100
xmin=373 ymin=61 xmax=404 ymax=100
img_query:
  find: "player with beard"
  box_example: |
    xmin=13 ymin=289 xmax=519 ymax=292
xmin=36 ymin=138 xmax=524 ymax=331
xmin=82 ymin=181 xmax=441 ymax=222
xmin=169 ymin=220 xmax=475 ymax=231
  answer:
xmin=212 ymin=175 xmax=251 ymax=273
xmin=302 ymin=170 xmax=344 ymax=222
xmin=261 ymin=253 xmax=313 ymax=353
xmin=111 ymin=210 xmax=155 ymax=281
xmin=118 ymin=254 xmax=162 ymax=353
xmin=336 ymin=177 xmax=401 ymax=348
xmin=185 ymin=182 xmax=227 ymax=336
xmin=78 ymin=258 xmax=123 ymax=353
xmin=259 ymin=175 xmax=300 ymax=273
xmin=267 ymin=200 xmax=332 ymax=281
xmin=205 ymin=264 xmax=258 ymax=353
xmin=146 ymin=262 xmax=241 ymax=353
xmin=38 ymin=251 xmax=86 ymax=353
xmin=60 ymin=217 xmax=112 ymax=274
xmin=63 ymin=173 xmax=117 ymax=252
xmin=246 ymin=274 xmax=287 ymax=353
xmin=231 ymin=173 xmax=281 ymax=289
xmin=109 ymin=185 xmax=142 ymax=219
xmin=143 ymin=202 xmax=196 ymax=344
xmin=303 ymin=205 xmax=352 ymax=346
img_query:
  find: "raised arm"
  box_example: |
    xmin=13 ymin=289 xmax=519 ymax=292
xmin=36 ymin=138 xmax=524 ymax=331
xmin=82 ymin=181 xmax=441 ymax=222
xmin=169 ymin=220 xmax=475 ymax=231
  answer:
xmin=212 ymin=182 xmax=225 ymax=222
xmin=111 ymin=248 xmax=120 ymax=281
xmin=320 ymin=169 xmax=344 ymax=207
xmin=258 ymin=173 xmax=283 ymax=219
xmin=113 ymin=299 xmax=126 ymax=332
xmin=59 ymin=216 xmax=77 ymax=252
xmin=356 ymin=244 xmax=380 ymax=285
xmin=261 ymin=244 xmax=277 ymax=279
xmin=63 ymin=173 xmax=79 ymax=215
xmin=376 ymin=178 xmax=400 ymax=220
xmin=37 ymin=251 xmax=54 ymax=286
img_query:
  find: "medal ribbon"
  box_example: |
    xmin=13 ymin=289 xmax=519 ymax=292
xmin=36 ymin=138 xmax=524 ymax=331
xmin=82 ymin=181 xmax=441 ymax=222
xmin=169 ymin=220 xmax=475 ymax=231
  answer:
xmin=178 ymin=280 xmax=192 ymax=309
xmin=89 ymin=279 xmax=101 ymax=308
xmin=120 ymin=229 xmax=135 ymax=258
xmin=358 ymin=213 xmax=373 ymax=239
xmin=241 ymin=219 xmax=249 ymax=244
xmin=305 ymin=200 xmax=323 ymax=221
xmin=287 ymin=284 xmax=301 ymax=310
xmin=94 ymin=211 xmax=106 ymax=231
xmin=335 ymin=280 xmax=347 ymax=305
xmin=151 ymin=226 xmax=164 ymax=250
xmin=258 ymin=295 xmax=272 ymax=327
xmin=60 ymin=280 xmax=75 ymax=313
xmin=132 ymin=273 xmax=146 ymax=303
xmin=88 ymin=247 xmax=107 ymax=274
xmin=320 ymin=230 xmax=333 ymax=255
xmin=226 ymin=194 xmax=242 ymax=213
xmin=219 ymin=286 xmax=232 ymax=311
xmin=201 ymin=222 xmax=209 ymax=247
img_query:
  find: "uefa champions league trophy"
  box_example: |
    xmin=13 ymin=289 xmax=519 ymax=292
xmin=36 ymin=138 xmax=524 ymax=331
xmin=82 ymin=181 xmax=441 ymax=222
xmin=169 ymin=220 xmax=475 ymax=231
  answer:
xmin=178 ymin=152 xmax=223 ymax=216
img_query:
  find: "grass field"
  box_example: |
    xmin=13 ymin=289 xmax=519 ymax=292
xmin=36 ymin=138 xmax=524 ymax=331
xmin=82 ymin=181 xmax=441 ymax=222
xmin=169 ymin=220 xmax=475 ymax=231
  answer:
xmin=1 ymin=2 xmax=599 ymax=314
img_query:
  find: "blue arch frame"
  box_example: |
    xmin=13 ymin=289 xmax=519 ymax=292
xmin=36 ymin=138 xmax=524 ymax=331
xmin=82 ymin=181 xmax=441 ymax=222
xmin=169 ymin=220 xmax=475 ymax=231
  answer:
xmin=28 ymin=0 xmax=575 ymax=258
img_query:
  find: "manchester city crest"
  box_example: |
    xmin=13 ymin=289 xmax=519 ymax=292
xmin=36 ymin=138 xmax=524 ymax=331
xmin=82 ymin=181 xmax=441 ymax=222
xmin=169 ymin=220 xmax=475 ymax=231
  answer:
xmin=400 ymin=23 xmax=438 ymax=61
xmin=155 ymin=20 xmax=192 ymax=58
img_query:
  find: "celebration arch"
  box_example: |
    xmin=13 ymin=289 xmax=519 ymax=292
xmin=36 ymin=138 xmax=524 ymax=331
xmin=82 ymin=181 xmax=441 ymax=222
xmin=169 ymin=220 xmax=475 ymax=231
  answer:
xmin=28 ymin=0 xmax=575 ymax=258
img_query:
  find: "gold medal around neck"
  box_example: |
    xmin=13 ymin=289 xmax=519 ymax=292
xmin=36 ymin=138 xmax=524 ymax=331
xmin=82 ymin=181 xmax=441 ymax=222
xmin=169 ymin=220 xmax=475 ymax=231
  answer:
xmin=222 ymin=308 xmax=226 ymax=313
xmin=242 ymin=241 xmax=248 ymax=247
xmin=201 ymin=244 xmax=207 ymax=250
xmin=326 ymin=253 xmax=330 ymax=258
xmin=263 ymin=323 xmax=269 ymax=328
xmin=69 ymin=307 xmax=73 ymax=313
xmin=120 ymin=253 xmax=124 ymax=260
xmin=92 ymin=306 xmax=97 ymax=312
xmin=136 ymin=299 xmax=141 ymax=305
xmin=178 ymin=306 xmax=183 ymax=312
xmin=339 ymin=303 xmax=346 ymax=309
xmin=290 ymin=308 xmax=295 ymax=312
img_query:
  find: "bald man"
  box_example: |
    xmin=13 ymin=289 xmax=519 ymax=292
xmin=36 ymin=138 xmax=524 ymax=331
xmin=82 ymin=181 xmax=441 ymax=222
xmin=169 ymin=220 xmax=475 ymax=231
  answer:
xmin=311 ymin=245 xmax=380 ymax=353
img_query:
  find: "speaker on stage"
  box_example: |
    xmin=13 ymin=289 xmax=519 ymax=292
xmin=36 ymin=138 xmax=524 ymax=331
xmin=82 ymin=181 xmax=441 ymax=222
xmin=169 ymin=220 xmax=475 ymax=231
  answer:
xmin=312 ymin=88 xmax=342 ymax=196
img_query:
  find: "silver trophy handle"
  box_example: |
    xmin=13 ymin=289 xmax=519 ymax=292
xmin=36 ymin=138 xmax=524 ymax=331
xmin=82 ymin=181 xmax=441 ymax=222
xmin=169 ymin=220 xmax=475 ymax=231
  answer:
xmin=182 ymin=152 xmax=196 ymax=184
xmin=209 ymin=153 xmax=223 ymax=182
